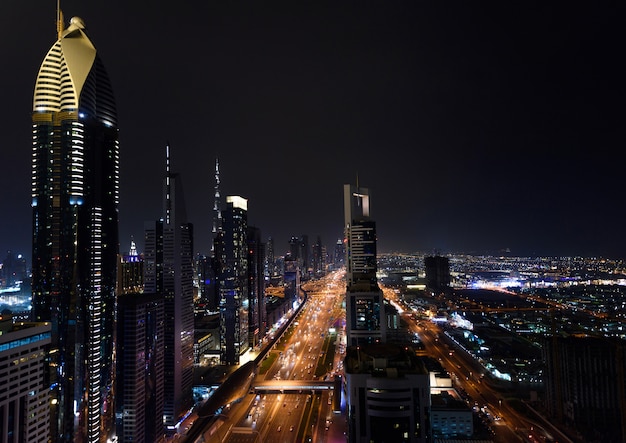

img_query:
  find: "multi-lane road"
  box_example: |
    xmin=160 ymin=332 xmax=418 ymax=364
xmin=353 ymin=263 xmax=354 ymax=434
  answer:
xmin=385 ymin=287 xmax=570 ymax=443
xmin=197 ymin=270 xmax=347 ymax=443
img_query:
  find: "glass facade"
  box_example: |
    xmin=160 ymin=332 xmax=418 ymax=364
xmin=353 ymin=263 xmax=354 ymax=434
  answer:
xmin=31 ymin=18 xmax=119 ymax=443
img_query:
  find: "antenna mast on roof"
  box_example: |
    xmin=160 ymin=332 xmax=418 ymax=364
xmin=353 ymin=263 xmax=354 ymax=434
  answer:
xmin=56 ymin=0 xmax=64 ymax=39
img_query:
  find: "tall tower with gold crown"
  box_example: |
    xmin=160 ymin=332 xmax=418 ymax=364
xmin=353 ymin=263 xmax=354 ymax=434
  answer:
xmin=31 ymin=10 xmax=119 ymax=443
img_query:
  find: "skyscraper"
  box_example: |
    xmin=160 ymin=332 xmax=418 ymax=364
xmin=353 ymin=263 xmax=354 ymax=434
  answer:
xmin=116 ymin=293 xmax=165 ymax=443
xmin=247 ymin=226 xmax=266 ymax=348
xmin=215 ymin=196 xmax=249 ymax=365
xmin=343 ymin=183 xmax=385 ymax=346
xmin=342 ymin=184 xmax=429 ymax=443
xmin=31 ymin=16 xmax=119 ymax=443
xmin=0 ymin=315 xmax=51 ymax=443
xmin=144 ymin=145 xmax=194 ymax=431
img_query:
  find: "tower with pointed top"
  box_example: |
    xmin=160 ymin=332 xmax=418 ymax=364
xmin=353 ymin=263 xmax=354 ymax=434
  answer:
xmin=144 ymin=145 xmax=194 ymax=432
xmin=31 ymin=15 xmax=119 ymax=443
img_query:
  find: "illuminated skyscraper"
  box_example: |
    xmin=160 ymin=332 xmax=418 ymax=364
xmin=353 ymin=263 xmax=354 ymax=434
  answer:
xmin=144 ymin=146 xmax=194 ymax=431
xmin=215 ymin=196 xmax=249 ymax=364
xmin=343 ymin=184 xmax=429 ymax=443
xmin=343 ymin=183 xmax=385 ymax=346
xmin=0 ymin=315 xmax=51 ymax=443
xmin=31 ymin=16 xmax=119 ymax=443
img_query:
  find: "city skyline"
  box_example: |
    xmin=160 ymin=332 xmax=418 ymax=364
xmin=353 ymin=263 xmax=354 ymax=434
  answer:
xmin=1 ymin=1 xmax=622 ymax=261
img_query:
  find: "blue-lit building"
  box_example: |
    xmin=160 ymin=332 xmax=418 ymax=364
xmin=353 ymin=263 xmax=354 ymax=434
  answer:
xmin=215 ymin=196 xmax=249 ymax=365
xmin=0 ymin=315 xmax=51 ymax=443
xmin=30 ymin=16 xmax=119 ymax=443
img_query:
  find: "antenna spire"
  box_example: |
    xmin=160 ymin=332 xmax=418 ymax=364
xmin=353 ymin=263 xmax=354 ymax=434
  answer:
xmin=165 ymin=142 xmax=171 ymax=225
xmin=56 ymin=0 xmax=65 ymax=39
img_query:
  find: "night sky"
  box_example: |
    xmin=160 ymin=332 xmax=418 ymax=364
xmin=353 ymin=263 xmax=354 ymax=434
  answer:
xmin=0 ymin=1 xmax=622 ymax=262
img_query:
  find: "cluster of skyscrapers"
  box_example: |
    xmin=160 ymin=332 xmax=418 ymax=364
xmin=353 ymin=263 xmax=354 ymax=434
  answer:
xmin=3 ymin=13 xmax=287 ymax=443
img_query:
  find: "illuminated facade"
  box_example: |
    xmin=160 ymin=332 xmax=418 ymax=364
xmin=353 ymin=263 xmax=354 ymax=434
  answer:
xmin=215 ymin=196 xmax=249 ymax=365
xmin=31 ymin=16 xmax=119 ymax=443
xmin=344 ymin=344 xmax=430 ymax=443
xmin=344 ymin=184 xmax=376 ymax=286
xmin=343 ymin=184 xmax=385 ymax=346
xmin=0 ymin=316 xmax=51 ymax=443
xmin=144 ymin=146 xmax=194 ymax=430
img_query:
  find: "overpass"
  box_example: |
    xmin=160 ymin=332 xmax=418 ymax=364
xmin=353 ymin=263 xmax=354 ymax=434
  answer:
xmin=252 ymin=379 xmax=335 ymax=392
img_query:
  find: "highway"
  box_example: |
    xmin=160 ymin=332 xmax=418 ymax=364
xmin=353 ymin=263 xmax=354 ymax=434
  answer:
xmin=190 ymin=270 xmax=346 ymax=443
xmin=385 ymin=287 xmax=570 ymax=443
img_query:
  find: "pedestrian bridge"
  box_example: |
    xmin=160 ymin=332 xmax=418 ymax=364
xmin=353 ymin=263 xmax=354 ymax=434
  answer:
xmin=252 ymin=379 xmax=335 ymax=392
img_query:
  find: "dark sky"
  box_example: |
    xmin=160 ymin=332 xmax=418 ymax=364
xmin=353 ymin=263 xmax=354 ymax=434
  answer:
xmin=0 ymin=1 xmax=622 ymax=261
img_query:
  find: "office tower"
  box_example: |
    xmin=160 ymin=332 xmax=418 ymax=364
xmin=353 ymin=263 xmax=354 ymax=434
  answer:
xmin=31 ymin=15 xmax=119 ymax=443
xmin=283 ymin=256 xmax=301 ymax=305
xmin=311 ymin=235 xmax=325 ymax=276
xmin=215 ymin=196 xmax=250 ymax=364
xmin=344 ymin=344 xmax=430 ymax=443
xmin=196 ymin=254 xmax=219 ymax=312
xmin=0 ymin=315 xmax=51 ymax=443
xmin=334 ymin=238 xmax=345 ymax=268
xmin=247 ymin=226 xmax=266 ymax=347
xmin=117 ymin=239 xmax=144 ymax=294
xmin=343 ymin=183 xmax=385 ymax=346
xmin=144 ymin=146 xmax=194 ymax=431
xmin=266 ymin=236 xmax=276 ymax=278
xmin=116 ymin=293 xmax=165 ymax=443
xmin=424 ymin=255 xmax=450 ymax=294
xmin=344 ymin=184 xmax=376 ymax=286
xmin=542 ymin=336 xmax=626 ymax=442
xmin=287 ymin=235 xmax=310 ymax=278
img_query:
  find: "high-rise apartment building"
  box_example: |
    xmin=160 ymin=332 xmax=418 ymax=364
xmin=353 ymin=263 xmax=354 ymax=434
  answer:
xmin=31 ymin=16 xmax=119 ymax=442
xmin=0 ymin=315 xmax=51 ymax=443
xmin=343 ymin=183 xmax=385 ymax=346
xmin=215 ymin=196 xmax=249 ymax=364
xmin=144 ymin=146 xmax=194 ymax=431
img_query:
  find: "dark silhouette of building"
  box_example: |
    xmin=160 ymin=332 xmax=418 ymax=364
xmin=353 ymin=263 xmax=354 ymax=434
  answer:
xmin=247 ymin=226 xmax=266 ymax=348
xmin=31 ymin=15 xmax=119 ymax=442
xmin=196 ymin=254 xmax=219 ymax=312
xmin=116 ymin=293 xmax=165 ymax=443
xmin=283 ymin=256 xmax=301 ymax=306
xmin=144 ymin=145 xmax=194 ymax=431
xmin=543 ymin=336 xmax=626 ymax=442
xmin=311 ymin=235 xmax=326 ymax=277
xmin=424 ymin=255 xmax=451 ymax=294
